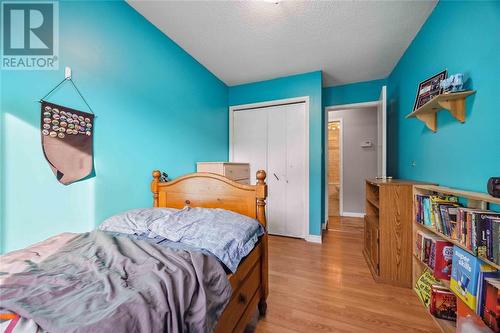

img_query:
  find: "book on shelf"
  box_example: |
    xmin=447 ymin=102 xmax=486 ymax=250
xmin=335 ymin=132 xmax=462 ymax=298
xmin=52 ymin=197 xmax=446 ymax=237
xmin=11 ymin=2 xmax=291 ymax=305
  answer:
xmin=416 ymin=230 xmax=437 ymax=265
xmin=478 ymin=216 xmax=500 ymax=265
xmin=482 ymin=278 xmax=500 ymax=332
xmin=457 ymin=209 xmax=500 ymax=255
xmin=492 ymin=218 xmax=500 ymax=266
xmin=415 ymin=269 xmax=441 ymax=308
xmin=429 ymin=284 xmax=457 ymax=321
xmin=415 ymin=194 xmax=460 ymax=234
xmin=450 ymin=246 xmax=497 ymax=312
xmin=477 ymin=270 xmax=500 ymax=317
xmin=415 ymin=194 xmax=500 ymax=263
xmin=416 ymin=230 xmax=424 ymax=260
xmin=430 ymin=239 xmax=454 ymax=280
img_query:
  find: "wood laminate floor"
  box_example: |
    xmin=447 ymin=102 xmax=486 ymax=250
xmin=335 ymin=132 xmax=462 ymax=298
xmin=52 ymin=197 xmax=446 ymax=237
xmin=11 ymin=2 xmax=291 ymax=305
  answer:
xmin=251 ymin=216 xmax=439 ymax=333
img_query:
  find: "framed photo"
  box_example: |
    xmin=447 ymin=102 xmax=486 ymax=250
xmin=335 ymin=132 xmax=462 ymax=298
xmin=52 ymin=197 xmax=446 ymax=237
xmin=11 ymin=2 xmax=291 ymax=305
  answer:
xmin=413 ymin=70 xmax=448 ymax=111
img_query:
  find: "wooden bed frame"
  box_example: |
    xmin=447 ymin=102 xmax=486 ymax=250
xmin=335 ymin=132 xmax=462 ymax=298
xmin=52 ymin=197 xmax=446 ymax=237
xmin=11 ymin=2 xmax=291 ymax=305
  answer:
xmin=151 ymin=169 xmax=268 ymax=333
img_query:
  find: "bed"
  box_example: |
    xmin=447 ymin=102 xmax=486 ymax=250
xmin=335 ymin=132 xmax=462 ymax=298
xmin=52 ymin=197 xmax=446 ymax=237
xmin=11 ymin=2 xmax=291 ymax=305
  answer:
xmin=151 ymin=169 xmax=269 ymax=333
xmin=0 ymin=170 xmax=268 ymax=333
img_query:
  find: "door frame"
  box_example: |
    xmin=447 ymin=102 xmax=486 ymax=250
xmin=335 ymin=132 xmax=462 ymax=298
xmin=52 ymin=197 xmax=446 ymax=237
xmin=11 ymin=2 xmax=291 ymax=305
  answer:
xmin=229 ymin=96 xmax=310 ymax=240
xmin=326 ymin=117 xmax=343 ymax=218
xmin=324 ymin=97 xmax=385 ymax=219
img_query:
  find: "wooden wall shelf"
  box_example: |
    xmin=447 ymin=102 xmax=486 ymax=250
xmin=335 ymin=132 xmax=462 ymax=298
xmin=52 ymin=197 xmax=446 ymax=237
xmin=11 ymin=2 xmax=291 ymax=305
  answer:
xmin=405 ymin=90 xmax=476 ymax=132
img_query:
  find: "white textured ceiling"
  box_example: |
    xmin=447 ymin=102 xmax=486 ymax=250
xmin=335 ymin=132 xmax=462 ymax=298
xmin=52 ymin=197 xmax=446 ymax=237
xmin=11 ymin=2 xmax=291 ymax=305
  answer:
xmin=127 ymin=0 xmax=437 ymax=87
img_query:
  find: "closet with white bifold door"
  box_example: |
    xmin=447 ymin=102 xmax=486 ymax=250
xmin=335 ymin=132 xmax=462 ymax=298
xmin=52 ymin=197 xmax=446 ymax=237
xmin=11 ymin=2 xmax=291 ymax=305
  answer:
xmin=231 ymin=102 xmax=308 ymax=239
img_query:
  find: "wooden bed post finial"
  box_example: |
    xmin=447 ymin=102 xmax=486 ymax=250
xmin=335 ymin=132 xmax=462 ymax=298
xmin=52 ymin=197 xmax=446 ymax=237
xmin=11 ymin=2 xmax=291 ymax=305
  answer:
xmin=256 ymin=170 xmax=266 ymax=185
xmin=255 ymin=170 xmax=269 ymax=315
xmin=151 ymin=170 xmax=161 ymax=207
xmin=255 ymin=170 xmax=267 ymax=227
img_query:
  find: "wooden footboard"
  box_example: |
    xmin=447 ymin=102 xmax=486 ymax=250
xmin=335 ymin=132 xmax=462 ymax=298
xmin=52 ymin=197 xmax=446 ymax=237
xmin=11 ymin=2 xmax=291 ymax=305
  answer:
xmin=151 ymin=170 xmax=269 ymax=333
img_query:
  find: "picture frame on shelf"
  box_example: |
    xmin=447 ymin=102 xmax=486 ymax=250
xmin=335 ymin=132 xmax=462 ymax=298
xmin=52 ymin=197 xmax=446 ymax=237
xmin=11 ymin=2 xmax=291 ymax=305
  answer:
xmin=413 ymin=70 xmax=448 ymax=112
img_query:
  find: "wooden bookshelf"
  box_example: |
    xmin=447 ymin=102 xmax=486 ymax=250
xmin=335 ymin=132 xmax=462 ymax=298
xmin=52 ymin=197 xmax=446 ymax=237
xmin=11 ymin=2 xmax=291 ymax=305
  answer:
xmin=363 ymin=179 xmax=435 ymax=288
xmin=412 ymin=184 xmax=500 ymax=333
xmin=405 ymin=90 xmax=476 ymax=132
xmin=366 ymin=196 xmax=380 ymax=209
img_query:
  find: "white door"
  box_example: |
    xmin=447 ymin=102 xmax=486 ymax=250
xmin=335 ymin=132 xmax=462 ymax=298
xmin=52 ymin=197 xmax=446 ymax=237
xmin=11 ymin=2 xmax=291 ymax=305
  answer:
xmin=267 ymin=106 xmax=287 ymax=235
xmin=232 ymin=108 xmax=267 ymax=185
xmin=231 ymin=102 xmax=307 ymax=238
xmin=284 ymin=104 xmax=307 ymax=237
xmin=377 ymin=86 xmax=387 ymax=178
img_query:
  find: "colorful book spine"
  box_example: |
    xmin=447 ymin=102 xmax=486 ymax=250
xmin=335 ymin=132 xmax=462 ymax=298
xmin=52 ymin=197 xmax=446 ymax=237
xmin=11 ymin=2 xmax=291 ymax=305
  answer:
xmin=423 ymin=236 xmax=434 ymax=264
xmin=429 ymin=240 xmax=437 ymax=270
xmin=416 ymin=231 xmax=424 ymax=260
xmin=423 ymin=197 xmax=431 ymax=227
xmin=480 ymin=214 xmax=500 ymax=261
xmin=492 ymin=218 xmax=500 ymax=265
xmin=477 ymin=215 xmax=492 ymax=259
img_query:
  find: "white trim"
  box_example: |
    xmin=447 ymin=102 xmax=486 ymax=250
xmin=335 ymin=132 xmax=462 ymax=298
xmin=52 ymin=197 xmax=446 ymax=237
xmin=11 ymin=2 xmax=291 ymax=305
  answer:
xmin=378 ymin=85 xmax=387 ymax=178
xmin=327 ymin=117 xmax=343 ymax=216
xmin=342 ymin=212 xmax=366 ymax=218
xmin=322 ymin=218 xmax=329 ymax=230
xmin=229 ymin=96 xmax=310 ymax=240
xmin=325 ymin=100 xmax=380 ymax=112
xmin=324 ymin=104 xmax=329 ymax=226
xmin=305 ymin=234 xmax=322 ymax=244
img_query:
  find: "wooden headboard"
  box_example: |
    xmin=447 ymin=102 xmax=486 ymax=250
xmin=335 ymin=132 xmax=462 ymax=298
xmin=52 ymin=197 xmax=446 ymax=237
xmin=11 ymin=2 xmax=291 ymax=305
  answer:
xmin=151 ymin=170 xmax=268 ymax=227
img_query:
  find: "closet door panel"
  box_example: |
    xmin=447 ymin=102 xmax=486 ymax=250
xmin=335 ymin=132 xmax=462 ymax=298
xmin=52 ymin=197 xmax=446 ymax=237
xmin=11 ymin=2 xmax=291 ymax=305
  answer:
xmin=266 ymin=106 xmax=287 ymax=236
xmin=285 ymin=103 xmax=307 ymax=237
xmin=232 ymin=109 xmax=267 ymax=185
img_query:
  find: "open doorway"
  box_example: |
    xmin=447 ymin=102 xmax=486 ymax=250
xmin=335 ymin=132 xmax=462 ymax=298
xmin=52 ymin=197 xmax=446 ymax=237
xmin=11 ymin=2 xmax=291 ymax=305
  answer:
xmin=324 ymin=86 xmax=387 ymax=222
xmin=328 ymin=108 xmax=378 ymax=217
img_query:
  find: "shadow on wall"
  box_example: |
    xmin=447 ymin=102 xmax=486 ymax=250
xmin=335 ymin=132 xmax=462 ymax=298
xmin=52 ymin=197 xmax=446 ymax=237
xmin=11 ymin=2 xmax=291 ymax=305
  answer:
xmin=2 ymin=112 xmax=96 ymax=253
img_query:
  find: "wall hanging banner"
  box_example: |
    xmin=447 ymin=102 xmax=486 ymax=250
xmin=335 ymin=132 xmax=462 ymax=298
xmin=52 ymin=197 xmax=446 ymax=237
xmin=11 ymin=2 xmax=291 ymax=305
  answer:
xmin=40 ymin=101 xmax=94 ymax=185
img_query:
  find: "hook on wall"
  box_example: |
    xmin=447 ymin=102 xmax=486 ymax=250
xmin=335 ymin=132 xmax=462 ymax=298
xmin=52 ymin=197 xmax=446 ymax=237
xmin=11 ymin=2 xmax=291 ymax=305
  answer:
xmin=64 ymin=66 xmax=72 ymax=80
xmin=37 ymin=66 xmax=94 ymax=115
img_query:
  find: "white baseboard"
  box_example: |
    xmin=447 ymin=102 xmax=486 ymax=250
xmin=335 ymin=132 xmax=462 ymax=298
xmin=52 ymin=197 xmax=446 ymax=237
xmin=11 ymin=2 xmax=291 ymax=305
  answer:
xmin=342 ymin=212 xmax=365 ymax=218
xmin=305 ymin=234 xmax=322 ymax=244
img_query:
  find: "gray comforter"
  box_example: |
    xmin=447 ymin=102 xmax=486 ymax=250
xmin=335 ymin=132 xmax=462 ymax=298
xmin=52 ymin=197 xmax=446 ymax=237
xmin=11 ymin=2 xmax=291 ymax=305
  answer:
xmin=0 ymin=230 xmax=232 ymax=333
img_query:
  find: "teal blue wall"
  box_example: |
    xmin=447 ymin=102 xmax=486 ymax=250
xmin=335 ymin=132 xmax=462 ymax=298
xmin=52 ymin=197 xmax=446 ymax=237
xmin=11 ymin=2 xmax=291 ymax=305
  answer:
xmin=228 ymin=71 xmax=324 ymax=236
xmin=0 ymin=1 xmax=228 ymax=253
xmin=386 ymin=0 xmax=500 ymax=191
xmin=322 ymin=79 xmax=387 ymax=107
